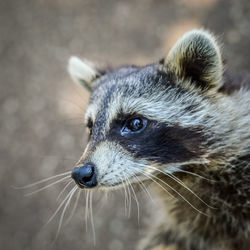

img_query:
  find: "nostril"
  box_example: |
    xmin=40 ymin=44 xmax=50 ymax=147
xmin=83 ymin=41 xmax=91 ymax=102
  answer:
xmin=81 ymin=175 xmax=92 ymax=184
xmin=79 ymin=165 xmax=94 ymax=184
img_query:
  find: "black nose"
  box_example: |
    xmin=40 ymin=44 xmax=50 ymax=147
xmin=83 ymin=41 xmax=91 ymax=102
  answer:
xmin=71 ymin=163 xmax=97 ymax=188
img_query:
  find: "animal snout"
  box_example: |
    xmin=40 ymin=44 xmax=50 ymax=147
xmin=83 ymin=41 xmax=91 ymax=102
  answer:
xmin=71 ymin=163 xmax=97 ymax=188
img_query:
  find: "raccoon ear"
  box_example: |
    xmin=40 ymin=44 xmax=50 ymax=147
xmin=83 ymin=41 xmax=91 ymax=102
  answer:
xmin=163 ymin=30 xmax=223 ymax=91
xmin=68 ymin=56 xmax=99 ymax=92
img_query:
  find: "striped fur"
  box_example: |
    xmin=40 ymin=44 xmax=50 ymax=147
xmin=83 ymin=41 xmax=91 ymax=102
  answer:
xmin=68 ymin=30 xmax=250 ymax=250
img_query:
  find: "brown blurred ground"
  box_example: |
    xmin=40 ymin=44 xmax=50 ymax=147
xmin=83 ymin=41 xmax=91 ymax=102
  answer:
xmin=0 ymin=0 xmax=250 ymax=249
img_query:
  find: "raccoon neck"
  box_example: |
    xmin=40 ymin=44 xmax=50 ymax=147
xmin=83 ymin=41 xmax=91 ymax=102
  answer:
xmin=152 ymin=153 xmax=250 ymax=249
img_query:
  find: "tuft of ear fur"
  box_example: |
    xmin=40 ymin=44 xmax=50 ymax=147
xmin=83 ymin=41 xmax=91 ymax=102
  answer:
xmin=163 ymin=29 xmax=223 ymax=91
xmin=68 ymin=56 xmax=99 ymax=92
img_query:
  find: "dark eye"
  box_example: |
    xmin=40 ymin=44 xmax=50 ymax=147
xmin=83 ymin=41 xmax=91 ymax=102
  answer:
xmin=127 ymin=118 xmax=143 ymax=131
xmin=121 ymin=117 xmax=147 ymax=135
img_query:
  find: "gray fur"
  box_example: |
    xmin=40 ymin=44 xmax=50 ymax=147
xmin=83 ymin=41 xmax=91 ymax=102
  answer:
xmin=69 ymin=30 xmax=250 ymax=250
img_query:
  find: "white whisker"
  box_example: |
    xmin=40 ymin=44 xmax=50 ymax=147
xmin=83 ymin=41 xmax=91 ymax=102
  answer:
xmin=56 ymin=180 xmax=73 ymax=202
xmin=123 ymin=172 xmax=140 ymax=222
xmin=119 ymin=175 xmax=129 ymax=216
xmin=13 ymin=171 xmax=72 ymax=189
xmin=65 ymin=189 xmax=81 ymax=224
xmin=138 ymin=164 xmax=215 ymax=209
xmin=168 ymin=172 xmax=216 ymax=209
xmin=85 ymin=190 xmax=90 ymax=232
xmin=134 ymin=167 xmax=209 ymax=216
xmin=90 ymin=191 xmax=96 ymax=245
xmin=25 ymin=176 xmax=71 ymax=196
xmin=127 ymin=174 xmax=140 ymax=224
xmin=44 ymin=186 xmax=76 ymax=227
xmin=53 ymin=186 xmax=77 ymax=242
xmin=173 ymin=168 xmax=216 ymax=182
xmin=133 ymin=174 xmax=154 ymax=203
xmin=132 ymin=167 xmax=176 ymax=200
xmin=123 ymin=175 xmax=132 ymax=217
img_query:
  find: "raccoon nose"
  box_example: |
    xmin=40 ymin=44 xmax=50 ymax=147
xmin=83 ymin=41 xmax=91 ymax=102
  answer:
xmin=71 ymin=163 xmax=97 ymax=188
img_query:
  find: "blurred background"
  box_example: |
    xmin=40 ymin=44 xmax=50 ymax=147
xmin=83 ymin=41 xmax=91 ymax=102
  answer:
xmin=1 ymin=0 xmax=250 ymax=249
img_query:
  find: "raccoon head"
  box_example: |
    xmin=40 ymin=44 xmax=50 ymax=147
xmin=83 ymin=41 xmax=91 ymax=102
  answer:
xmin=68 ymin=30 xmax=224 ymax=189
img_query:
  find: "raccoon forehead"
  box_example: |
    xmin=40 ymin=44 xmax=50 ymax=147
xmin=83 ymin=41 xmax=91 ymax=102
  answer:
xmin=107 ymin=89 xmax=207 ymax=128
xmin=85 ymin=64 xmax=160 ymax=122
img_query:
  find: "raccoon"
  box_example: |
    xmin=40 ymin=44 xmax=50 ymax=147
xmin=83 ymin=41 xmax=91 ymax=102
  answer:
xmin=68 ymin=30 xmax=250 ymax=250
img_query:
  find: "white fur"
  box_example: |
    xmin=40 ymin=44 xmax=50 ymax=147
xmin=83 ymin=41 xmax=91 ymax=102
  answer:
xmin=68 ymin=56 xmax=97 ymax=86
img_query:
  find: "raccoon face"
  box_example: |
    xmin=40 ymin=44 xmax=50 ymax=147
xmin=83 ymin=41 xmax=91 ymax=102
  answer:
xmin=68 ymin=30 xmax=223 ymax=189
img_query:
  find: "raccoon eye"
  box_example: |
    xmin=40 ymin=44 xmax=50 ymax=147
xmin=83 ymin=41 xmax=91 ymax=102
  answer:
xmin=121 ymin=117 xmax=147 ymax=135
